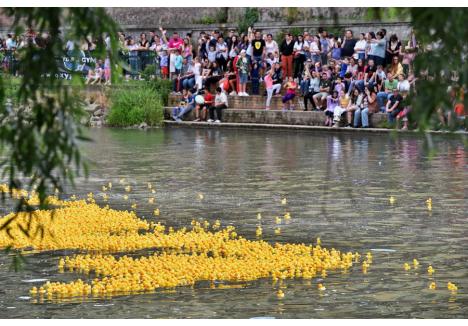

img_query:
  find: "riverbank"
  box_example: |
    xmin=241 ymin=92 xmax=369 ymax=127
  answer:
xmin=163 ymin=120 xmax=468 ymax=135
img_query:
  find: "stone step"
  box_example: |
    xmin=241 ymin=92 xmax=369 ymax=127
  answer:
xmin=168 ymin=94 xmax=305 ymax=111
xmin=164 ymin=107 xmax=387 ymax=128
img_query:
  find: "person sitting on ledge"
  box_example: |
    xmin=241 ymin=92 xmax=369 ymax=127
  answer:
xmin=172 ymin=89 xmax=195 ymax=122
xmin=207 ymin=87 xmax=229 ymax=123
xmin=325 ymin=90 xmax=339 ymax=127
xmin=332 ymin=90 xmax=351 ymax=127
xmin=385 ymin=88 xmax=403 ymax=126
xmin=193 ymin=89 xmax=213 ymax=122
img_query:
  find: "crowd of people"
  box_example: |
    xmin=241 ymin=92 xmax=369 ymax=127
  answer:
xmin=1 ymin=25 xmax=465 ymax=129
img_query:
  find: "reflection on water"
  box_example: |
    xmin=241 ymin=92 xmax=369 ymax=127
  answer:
xmin=0 ymin=128 xmax=467 ymax=318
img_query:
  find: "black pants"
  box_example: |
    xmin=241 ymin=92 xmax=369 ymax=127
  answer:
xmin=304 ymin=91 xmax=318 ymax=110
xmin=209 ymin=104 xmax=227 ymax=121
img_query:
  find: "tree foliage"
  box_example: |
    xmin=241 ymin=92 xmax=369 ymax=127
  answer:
xmin=370 ymin=8 xmax=467 ymax=131
xmin=0 ymin=8 xmax=119 ymax=239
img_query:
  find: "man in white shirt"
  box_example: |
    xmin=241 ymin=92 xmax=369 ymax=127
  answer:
xmin=208 ymin=87 xmax=229 ymax=123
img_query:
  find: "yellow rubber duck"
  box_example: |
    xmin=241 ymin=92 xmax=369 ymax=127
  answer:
xmin=119 ymin=178 xmax=126 ymax=184
xmin=257 ymin=213 xmax=262 ymax=220
xmin=30 ymin=287 xmax=38 ymax=295
xmin=284 ymin=212 xmax=291 ymax=220
xmin=281 ymin=198 xmax=287 ymax=205
xmin=427 ymin=202 xmax=432 ymax=211
xmin=125 ymin=185 xmax=132 ymax=193
xmin=274 ymin=228 xmax=281 ymax=235
xmin=317 ymin=283 xmax=326 ymax=291
xmin=131 ymin=203 xmax=137 ymax=210
xmin=429 ymin=282 xmax=436 ymax=290
xmin=275 ymin=216 xmax=282 ymax=224
xmin=316 ymin=237 xmax=321 ymax=246
xmin=147 ymin=183 xmax=152 ymax=190
xmin=276 ymin=289 xmax=285 ymax=298
xmin=428 ymin=266 xmax=435 ymax=275
xmin=404 ymin=263 xmax=411 ymax=271
xmin=256 ymin=226 xmax=262 ymax=237
xmin=426 ymin=198 xmax=432 ymax=205
xmin=389 ymin=196 xmax=396 ymax=204
xmin=447 ymin=282 xmax=458 ymax=291
xmin=148 ymin=197 xmax=155 ymax=204
xmin=108 ymin=182 xmax=112 ymax=189
xmin=198 ymin=193 xmax=204 ymax=200
xmin=123 ymin=194 xmax=129 ymax=201
xmin=102 ymin=186 xmax=107 ymax=192
xmin=153 ymin=209 xmax=160 ymax=216
xmin=413 ymin=259 xmax=419 ymax=268
xmin=151 ymin=189 xmax=156 ymax=194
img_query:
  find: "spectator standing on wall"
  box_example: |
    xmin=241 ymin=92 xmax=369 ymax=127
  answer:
xmin=236 ymin=49 xmax=250 ymax=96
xmin=353 ymin=33 xmax=367 ymax=61
xmin=368 ymin=31 xmax=386 ymax=67
xmin=280 ymin=33 xmax=294 ymax=79
xmin=386 ymin=34 xmax=401 ymax=66
xmin=341 ymin=30 xmax=356 ymax=59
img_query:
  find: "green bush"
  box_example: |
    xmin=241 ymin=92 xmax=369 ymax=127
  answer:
xmin=237 ymin=8 xmax=259 ymax=34
xmin=107 ymin=85 xmax=164 ymax=127
xmin=147 ymin=78 xmax=172 ymax=106
xmin=141 ymin=64 xmax=156 ymax=81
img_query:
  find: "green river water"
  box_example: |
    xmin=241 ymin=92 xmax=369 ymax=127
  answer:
xmin=0 ymin=127 xmax=467 ymax=318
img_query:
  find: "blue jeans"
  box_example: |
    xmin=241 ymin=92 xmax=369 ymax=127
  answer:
xmin=354 ymin=107 xmax=370 ymax=127
xmin=172 ymin=104 xmax=194 ymax=120
xmin=182 ymin=77 xmax=195 ymax=90
xmin=300 ymin=80 xmax=309 ymax=95
xmin=377 ymin=92 xmax=391 ymax=112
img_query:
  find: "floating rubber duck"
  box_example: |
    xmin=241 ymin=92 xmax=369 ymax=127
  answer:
xmin=317 ymin=283 xmax=326 ymax=291
xmin=429 ymin=282 xmax=436 ymax=290
xmin=428 ymin=266 xmax=435 ymax=275
xmin=426 ymin=198 xmax=432 ymax=205
xmin=124 ymin=185 xmax=132 ymax=193
xmin=108 ymin=182 xmax=112 ymax=189
xmin=413 ymin=259 xmax=419 ymax=268
xmin=366 ymin=252 xmax=372 ymax=262
xmin=153 ymin=209 xmax=160 ymax=216
xmin=102 ymin=194 xmax=108 ymax=201
xmin=123 ymin=194 xmax=129 ymax=201
xmin=257 ymin=213 xmax=262 ymax=220
xmin=119 ymin=178 xmax=126 ymax=184
xmin=147 ymin=183 xmax=152 ymax=190
xmin=131 ymin=203 xmax=137 ymax=210
xmin=276 ymin=289 xmax=285 ymax=298
xmin=274 ymin=228 xmax=281 ymax=235
xmin=284 ymin=212 xmax=291 ymax=220
xmin=447 ymin=282 xmax=458 ymax=292
xmin=102 ymin=186 xmax=108 ymax=192
xmin=148 ymin=197 xmax=155 ymax=204
xmin=404 ymin=263 xmax=411 ymax=271
xmin=198 ymin=193 xmax=204 ymax=200
xmin=275 ymin=216 xmax=282 ymax=224
xmin=256 ymin=226 xmax=262 ymax=237
xmin=30 ymin=287 xmax=38 ymax=295
xmin=281 ymin=198 xmax=287 ymax=205
xmin=151 ymin=189 xmax=156 ymax=194
xmin=316 ymin=237 xmax=321 ymax=246
xmin=427 ymin=202 xmax=432 ymax=211
xmin=389 ymin=196 xmax=396 ymax=204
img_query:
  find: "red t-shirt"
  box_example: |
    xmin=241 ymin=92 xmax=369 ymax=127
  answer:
xmin=204 ymin=92 xmax=214 ymax=105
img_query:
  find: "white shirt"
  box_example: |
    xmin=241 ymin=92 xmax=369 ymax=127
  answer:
xmin=215 ymin=92 xmax=228 ymax=107
xmin=398 ymin=80 xmax=410 ymax=92
xmin=265 ymin=40 xmax=278 ymax=55
xmin=353 ymin=39 xmax=367 ymax=58
xmin=293 ymin=41 xmax=304 ymax=53
xmin=309 ymin=41 xmax=320 ymax=54
xmin=216 ymin=42 xmax=228 ymax=59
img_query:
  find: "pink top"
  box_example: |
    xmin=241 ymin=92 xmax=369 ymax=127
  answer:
xmin=264 ymin=74 xmax=273 ymax=89
xmin=168 ymin=38 xmax=184 ymax=50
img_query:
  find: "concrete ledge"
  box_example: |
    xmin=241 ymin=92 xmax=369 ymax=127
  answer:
xmin=164 ymin=107 xmax=387 ymax=127
xmin=163 ymin=120 xmax=467 ymax=135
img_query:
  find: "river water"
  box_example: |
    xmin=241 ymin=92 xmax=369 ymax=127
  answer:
xmin=1 ymin=127 xmax=467 ymax=318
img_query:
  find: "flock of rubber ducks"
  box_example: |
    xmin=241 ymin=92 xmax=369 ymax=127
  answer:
xmin=0 ymin=183 xmax=461 ymax=302
xmin=389 ymin=196 xmax=433 ymax=211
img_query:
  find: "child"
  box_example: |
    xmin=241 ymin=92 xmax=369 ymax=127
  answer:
xmin=331 ymin=40 xmax=341 ymax=62
xmin=236 ymin=50 xmax=250 ymax=96
xmin=325 ymin=91 xmax=339 ymax=126
xmin=104 ymin=57 xmax=111 ymax=85
xmin=207 ymin=45 xmax=217 ymax=64
xmin=160 ymin=49 xmax=169 ymax=79
xmin=251 ymin=61 xmax=260 ymax=95
xmin=174 ymin=49 xmax=183 ymax=76
xmin=282 ymin=77 xmax=297 ymax=112
xmin=333 ymin=76 xmax=345 ymax=94
xmin=333 ymin=90 xmax=351 ymax=127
